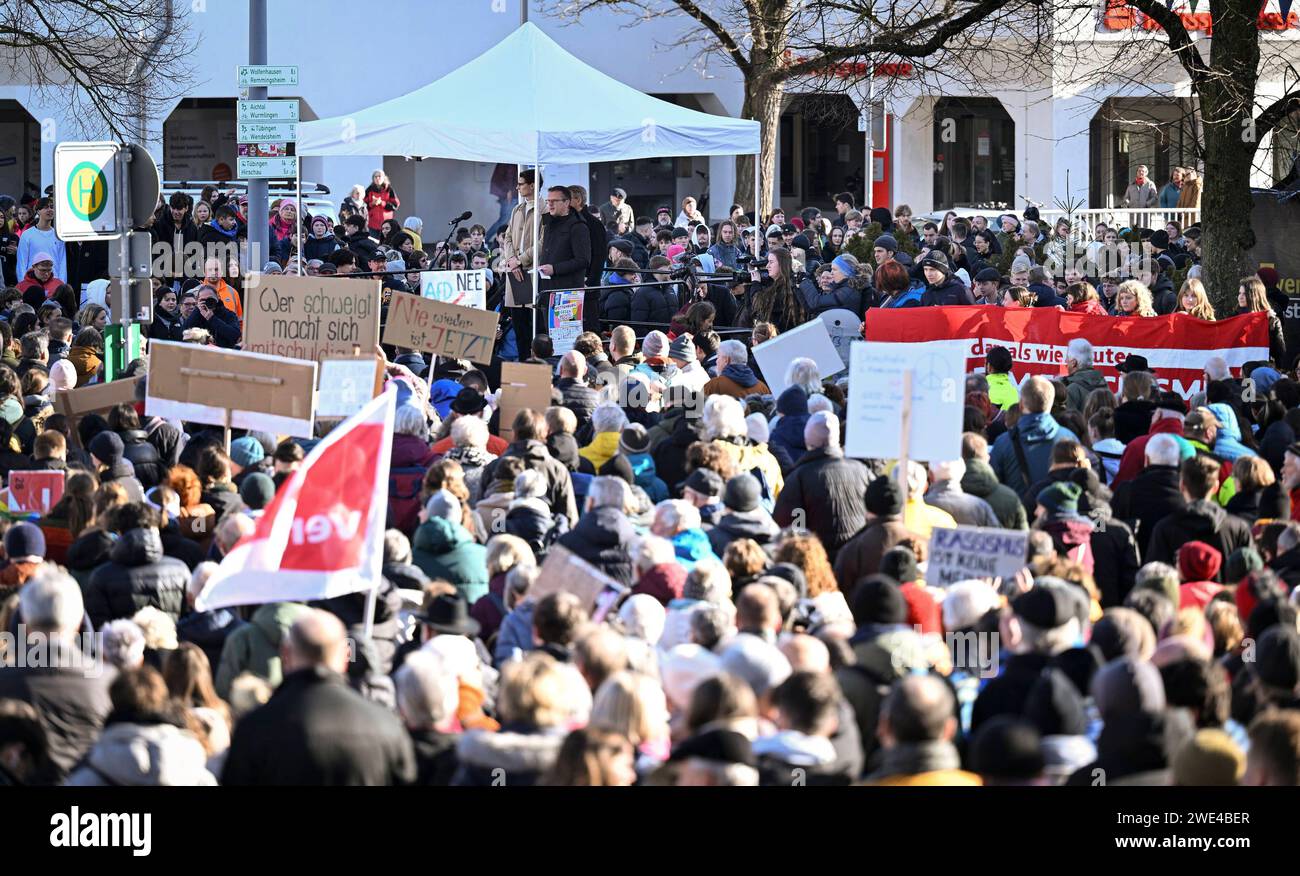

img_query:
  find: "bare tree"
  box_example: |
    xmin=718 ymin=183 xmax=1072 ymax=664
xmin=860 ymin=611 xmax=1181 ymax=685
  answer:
xmin=0 ymin=0 xmax=195 ymax=140
xmin=551 ymin=0 xmax=1300 ymax=308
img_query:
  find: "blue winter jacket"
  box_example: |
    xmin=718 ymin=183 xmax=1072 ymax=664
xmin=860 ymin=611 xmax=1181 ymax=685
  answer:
xmin=989 ymin=412 xmax=1079 ymax=495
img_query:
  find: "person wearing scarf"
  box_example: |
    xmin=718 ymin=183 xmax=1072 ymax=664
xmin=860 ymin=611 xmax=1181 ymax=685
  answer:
xmin=703 ymin=339 xmax=771 ymax=399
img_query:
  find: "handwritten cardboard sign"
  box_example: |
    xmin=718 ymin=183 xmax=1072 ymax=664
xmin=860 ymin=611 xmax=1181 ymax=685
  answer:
xmin=381 ymin=291 xmax=497 ymax=365
xmin=420 ymin=269 xmax=488 ymax=309
xmin=146 ymin=340 xmax=318 ymax=438
xmin=926 ymin=526 xmax=1029 ymax=587
xmin=243 ymin=274 xmax=381 ymax=365
xmin=497 ymin=362 xmax=553 ymax=441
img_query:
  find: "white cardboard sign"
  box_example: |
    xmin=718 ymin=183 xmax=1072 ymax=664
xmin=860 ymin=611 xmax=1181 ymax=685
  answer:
xmin=752 ymin=318 xmax=845 ymax=395
xmin=844 ymin=339 xmax=965 ymax=462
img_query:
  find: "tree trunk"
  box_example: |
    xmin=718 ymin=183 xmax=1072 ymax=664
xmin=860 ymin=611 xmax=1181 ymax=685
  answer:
xmin=734 ymin=74 xmax=784 ymax=227
xmin=1198 ymin=123 xmax=1256 ymax=317
xmin=1199 ymin=0 xmax=1263 ymax=316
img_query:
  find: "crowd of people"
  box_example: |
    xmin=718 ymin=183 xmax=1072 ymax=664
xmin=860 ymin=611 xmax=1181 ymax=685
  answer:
xmin=0 ymin=166 xmax=1297 ymax=790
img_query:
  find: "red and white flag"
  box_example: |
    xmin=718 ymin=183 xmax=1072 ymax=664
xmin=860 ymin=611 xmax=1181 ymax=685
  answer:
xmin=196 ymin=388 xmax=397 ymax=611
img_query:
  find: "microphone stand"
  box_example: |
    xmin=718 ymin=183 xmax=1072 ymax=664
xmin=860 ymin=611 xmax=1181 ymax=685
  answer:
xmin=437 ymin=215 xmax=467 ymax=269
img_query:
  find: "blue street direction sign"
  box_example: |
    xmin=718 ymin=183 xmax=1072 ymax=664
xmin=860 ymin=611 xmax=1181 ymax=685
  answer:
xmin=238 ymin=121 xmax=298 ymax=143
xmin=238 ymin=100 xmax=299 ymax=122
xmin=237 ymin=65 xmax=298 ymax=87
xmin=238 ymin=156 xmax=298 ymax=179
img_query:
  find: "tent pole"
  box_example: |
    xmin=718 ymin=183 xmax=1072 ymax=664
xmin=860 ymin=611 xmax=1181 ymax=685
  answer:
xmin=753 ymin=151 xmax=760 ymax=258
xmin=532 ymin=164 xmax=542 ymax=331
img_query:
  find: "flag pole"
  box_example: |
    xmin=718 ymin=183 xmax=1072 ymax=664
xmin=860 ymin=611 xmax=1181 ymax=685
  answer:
xmin=362 ymin=581 xmax=378 ymax=640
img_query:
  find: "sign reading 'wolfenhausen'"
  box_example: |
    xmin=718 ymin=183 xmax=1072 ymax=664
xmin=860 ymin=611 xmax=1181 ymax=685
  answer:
xmin=243 ymin=275 xmax=381 ymax=365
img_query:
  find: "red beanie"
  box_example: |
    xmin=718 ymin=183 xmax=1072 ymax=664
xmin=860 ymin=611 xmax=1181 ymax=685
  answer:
xmin=1257 ymin=266 xmax=1281 ymax=289
xmin=1178 ymin=541 xmax=1222 ymax=583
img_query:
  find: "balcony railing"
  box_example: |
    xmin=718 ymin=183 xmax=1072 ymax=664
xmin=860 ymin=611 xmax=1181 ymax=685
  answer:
xmin=1038 ymin=207 xmax=1201 ymax=238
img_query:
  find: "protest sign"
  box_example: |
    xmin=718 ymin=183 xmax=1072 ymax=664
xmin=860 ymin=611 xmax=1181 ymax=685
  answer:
xmin=317 ymin=357 xmax=384 ymax=419
xmin=197 ymin=390 xmax=396 ymax=611
xmin=382 ymin=291 xmax=497 ymax=365
xmin=420 ymin=269 xmax=488 ymax=309
xmin=53 ymin=379 xmax=140 ymax=446
xmin=844 ymin=340 xmax=966 ymax=462
xmin=497 ymin=361 xmax=554 ymax=441
xmin=547 ymin=290 xmax=584 ymax=355
xmin=146 ymin=340 xmax=318 ymax=437
xmin=752 ymin=318 xmax=845 ymax=395
xmin=927 ymin=526 xmax=1029 ymax=588
xmin=864 ymin=305 xmax=1269 ymax=401
xmin=8 ymin=471 xmax=65 ymax=515
xmin=243 ymin=274 xmax=381 ymax=366
xmin=531 ymin=543 xmax=620 ymax=614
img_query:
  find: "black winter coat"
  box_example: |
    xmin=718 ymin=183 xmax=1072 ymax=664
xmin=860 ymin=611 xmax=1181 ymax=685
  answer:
xmin=150 ymin=307 xmax=185 ymax=342
xmin=182 ymin=297 xmax=241 ymax=348
xmin=222 ymin=666 xmax=416 ymax=786
xmin=600 ymin=283 xmax=633 ymax=322
xmin=651 ymin=410 xmax=706 ymax=497
xmin=83 ymin=527 xmax=189 ymax=629
xmin=119 ymin=429 xmax=164 ymax=489
xmin=0 ymin=640 xmax=114 ymax=780
xmin=538 ymin=211 xmax=591 ymax=291
xmin=920 ymin=275 xmax=974 ymax=307
xmin=1145 ymin=500 xmax=1254 ymax=580
xmin=177 ymin=608 xmax=247 ymax=674
xmin=773 ymin=447 xmax=873 ymax=562
xmin=1113 ymin=400 xmax=1156 ymax=445
xmin=556 ymin=377 xmax=599 ymax=432
xmin=504 ymin=498 xmax=569 ymax=563
xmin=1110 ymin=465 xmax=1185 ymax=559
xmin=556 ymin=506 xmax=636 ymax=586
xmin=799 ymin=277 xmax=862 ymax=316
xmin=479 ymin=440 xmax=578 ymax=522
xmin=631 ymin=284 xmax=676 ymax=323
xmin=707 ymin=508 xmax=782 ymax=557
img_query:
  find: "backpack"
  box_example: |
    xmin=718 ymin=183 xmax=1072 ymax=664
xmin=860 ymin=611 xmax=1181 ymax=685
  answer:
xmin=387 ymin=466 xmax=427 ymax=537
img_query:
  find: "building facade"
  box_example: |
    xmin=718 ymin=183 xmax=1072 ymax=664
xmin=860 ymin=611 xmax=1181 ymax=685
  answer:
xmin=2 ymin=0 xmax=1297 ymax=225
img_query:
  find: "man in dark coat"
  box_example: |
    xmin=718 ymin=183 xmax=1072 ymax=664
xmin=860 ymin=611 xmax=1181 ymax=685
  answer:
xmin=918 ymin=252 xmax=975 ymax=307
xmin=773 ymin=411 xmax=873 ymax=563
xmin=569 ymin=185 xmax=607 ymax=289
xmin=833 ymin=478 xmax=918 ymax=595
xmin=556 ymin=476 xmax=636 ymax=587
xmin=555 ymin=351 xmax=600 ymax=434
xmin=177 ymin=564 xmax=247 ymax=672
xmin=537 ymin=185 xmax=591 ymax=293
xmin=1109 ymin=437 xmax=1186 ymax=564
xmin=222 ymin=609 xmax=416 ymax=786
xmin=0 ymin=570 xmax=114 ymax=781
xmin=708 ymin=473 xmax=782 ymax=557
xmin=83 ymin=503 xmax=189 ymax=629
xmin=1145 ymin=455 xmax=1252 ymax=580
xmin=971 ymin=586 xmax=1082 ymax=734
xmin=478 ymin=409 xmax=578 ymax=522
xmin=183 ymin=285 xmax=241 ymax=348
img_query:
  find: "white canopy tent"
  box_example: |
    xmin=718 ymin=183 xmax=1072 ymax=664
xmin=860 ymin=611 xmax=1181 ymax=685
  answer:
xmin=298 ymin=22 xmax=762 ymax=299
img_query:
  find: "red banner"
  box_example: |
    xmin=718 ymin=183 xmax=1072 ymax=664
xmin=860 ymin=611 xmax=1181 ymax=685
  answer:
xmin=863 ymin=306 xmax=1269 ymax=400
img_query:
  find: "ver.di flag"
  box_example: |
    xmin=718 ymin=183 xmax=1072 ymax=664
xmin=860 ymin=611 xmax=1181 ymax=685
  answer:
xmin=196 ymin=388 xmax=397 ymax=611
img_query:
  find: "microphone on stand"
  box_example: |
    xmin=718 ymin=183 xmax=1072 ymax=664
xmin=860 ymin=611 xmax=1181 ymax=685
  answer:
xmin=448 ymin=211 xmax=472 ymax=226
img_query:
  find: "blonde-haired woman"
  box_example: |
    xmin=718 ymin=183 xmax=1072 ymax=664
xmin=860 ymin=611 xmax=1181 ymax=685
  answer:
xmin=364 ymin=168 xmax=399 ymax=232
xmin=590 ymin=671 xmax=672 ymax=775
xmin=1175 ymin=278 xmax=1215 ymax=321
xmin=1111 ymin=280 xmax=1156 ymax=317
